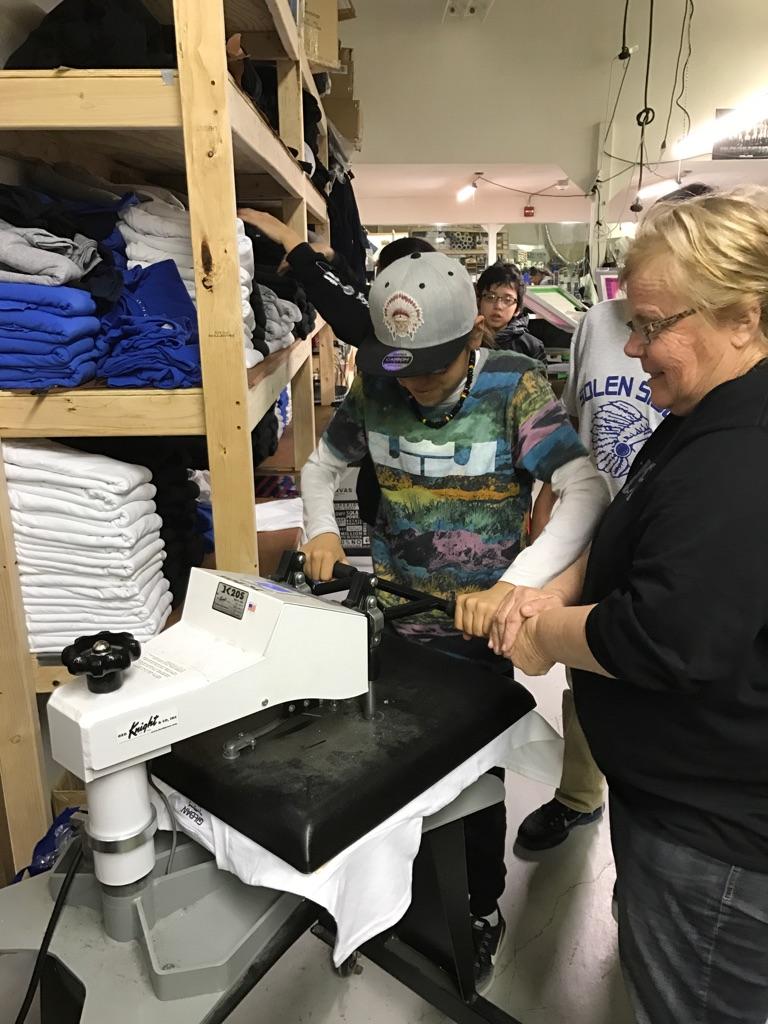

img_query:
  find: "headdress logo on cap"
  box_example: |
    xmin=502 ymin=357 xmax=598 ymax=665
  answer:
xmin=382 ymin=292 xmax=424 ymax=341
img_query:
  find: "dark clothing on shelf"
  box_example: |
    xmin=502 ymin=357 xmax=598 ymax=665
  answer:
xmin=5 ymin=0 xmax=176 ymax=71
xmin=327 ymin=172 xmax=368 ymax=290
xmin=574 ymin=359 xmax=768 ymax=872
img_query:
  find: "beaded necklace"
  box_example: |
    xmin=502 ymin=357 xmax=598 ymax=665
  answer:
xmin=407 ymin=350 xmax=477 ymax=429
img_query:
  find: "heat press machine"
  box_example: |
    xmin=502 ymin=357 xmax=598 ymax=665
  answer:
xmin=0 ymin=556 xmax=538 ymax=1024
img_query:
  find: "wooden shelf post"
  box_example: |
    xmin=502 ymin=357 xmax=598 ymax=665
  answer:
xmin=173 ymin=0 xmax=259 ymax=573
xmin=0 ymin=451 xmax=49 ymax=883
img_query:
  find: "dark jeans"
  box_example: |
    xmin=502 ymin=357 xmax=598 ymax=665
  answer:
xmin=422 ymin=632 xmax=509 ymax=918
xmin=610 ymin=793 xmax=768 ymax=1024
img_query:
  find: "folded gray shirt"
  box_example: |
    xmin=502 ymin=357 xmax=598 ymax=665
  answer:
xmin=0 ymin=218 xmax=101 ymax=286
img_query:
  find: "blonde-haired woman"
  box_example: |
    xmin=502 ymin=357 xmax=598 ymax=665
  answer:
xmin=493 ymin=190 xmax=768 ymax=1023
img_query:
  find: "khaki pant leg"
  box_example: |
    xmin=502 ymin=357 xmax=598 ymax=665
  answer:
xmin=554 ymin=675 xmax=605 ymax=813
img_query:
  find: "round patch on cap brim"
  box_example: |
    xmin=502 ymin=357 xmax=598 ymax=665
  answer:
xmin=381 ymin=349 xmax=414 ymax=372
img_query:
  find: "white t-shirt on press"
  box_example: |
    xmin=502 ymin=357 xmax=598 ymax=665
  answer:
xmin=562 ymin=298 xmax=667 ymax=498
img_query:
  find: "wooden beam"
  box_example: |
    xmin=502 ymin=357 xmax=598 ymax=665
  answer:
xmin=247 ymin=337 xmax=311 ymax=431
xmin=239 ymin=31 xmax=287 ymax=59
xmin=276 ymin=58 xmax=304 ymax=155
xmin=173 ymin=0 xmax=258 ymax=574
xmin=0 ymin=387 xmax=206 ymax=438
xmin=290 ymin=343 xmax=316 ymax=471
xmin=316 ymin=323 xmax=335 ymax=406
xmin=235 ymin=173 xmax=290 ymax=202
xmin=0 ymin=69 xmax=181 ymax=129
xmin=0 ymin=449 xmax=49 ymax=882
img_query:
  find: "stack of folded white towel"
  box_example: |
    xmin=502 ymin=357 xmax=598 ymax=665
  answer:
xmin=118 ymin=199 xmax=262 ymax=368
xmin=259 ymin=285 xmax=303 ymax=354
xmin=4 ymin=439 xmax=172 ymax=654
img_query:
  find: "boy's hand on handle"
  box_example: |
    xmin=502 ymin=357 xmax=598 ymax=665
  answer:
xmin=454 ymin=581 xmax=515 ymax=640
xmin=300 ymin=533 xmax=348 ymax=581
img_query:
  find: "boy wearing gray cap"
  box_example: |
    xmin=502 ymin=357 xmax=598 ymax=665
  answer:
xmin=301 ymin=251 xmax=608 ymax=992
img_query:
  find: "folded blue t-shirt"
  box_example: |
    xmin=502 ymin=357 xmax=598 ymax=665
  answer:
xmin=0 ymin=335 xmax=99 ymax=368
xmin=0 ymin=350 xmax=97 ymax=389
xmin=101 ymin=260 xmax=197 ymax=330
xmin=0 ymin=311 xmax=100 ymax=343
xmin=0 ymin=282 xmax=96 ymax=318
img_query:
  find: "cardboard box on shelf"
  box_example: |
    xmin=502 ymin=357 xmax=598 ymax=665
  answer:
xmin=324 ymin=97 xmax=362 ymax=145
xmin=330 ymin=45 xmax=354 ymax=98
xmin=303 ymin=0 xmax=339 ymax=69
xmin=51 ymin=770 xmax=86 ymax=817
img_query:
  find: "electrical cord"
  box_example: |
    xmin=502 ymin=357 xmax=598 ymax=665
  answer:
xmin=674 ymin=0 xmax=694 ymax=139
xmin=13 ymin=837 xmax=84 ymax=1024
xmin=602 ymin=55 xmax=632 ymax=147
xmin=619 ymin=0 xmax=632 ymax=59
xmin=660 ymin=0 xmax=691 ymax=153
xmin=477 ymin=175 xmax=590 ymax=199
xmin=148 ymin=766 xmax=178 ymax=877
xmin=632 ymin=0 xmax=656 ymax=206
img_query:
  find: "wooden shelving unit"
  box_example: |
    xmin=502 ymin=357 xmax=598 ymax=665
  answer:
xmin=0 ymin=0 xmax=328 ymax=881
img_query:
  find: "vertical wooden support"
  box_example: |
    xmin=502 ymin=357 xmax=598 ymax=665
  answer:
xmin=317 ymin=323 xmax=335 ymax=406
xmin=277 ymin=59 xmax=304 ymax=155
xmin=0 ymin=446 xmax=48 ymax=882
xmin=173 ymin=0 xmax=258 ymax=573
xmin=291 ymin=347 xmax=317 ymax=470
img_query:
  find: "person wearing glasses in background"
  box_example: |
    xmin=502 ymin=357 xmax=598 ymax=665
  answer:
xmin=492 ymin=188 xmax=768 ymax=1023
xmin=476 ymin=262 xmax=546 ymax=362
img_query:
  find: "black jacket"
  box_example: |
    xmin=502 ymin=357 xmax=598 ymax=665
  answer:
xmin=574 ymin=359 xmax=768 ymax=869
xmin=494 ymin=313 xmax=547 ymax=363
xmin=286 ymin=242 xmax=372 ymax=345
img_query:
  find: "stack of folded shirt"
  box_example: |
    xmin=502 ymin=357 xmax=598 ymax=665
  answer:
xmin=118 ymin=199 xmax=261 ymax=367
xmin=0 ymin=282 xmax=104 ymax=389
xmin=249 ymin=284 xmax=302 ymax=358
xmin=96 ymin=260 xmax=201 ymax=388
xmin=4 ymin=439 xmax=172 ymax=654
xmin=60 ymin=437 xmax=206 ymax=608
xmin=251 ymin=264 xmax=317 ymax=341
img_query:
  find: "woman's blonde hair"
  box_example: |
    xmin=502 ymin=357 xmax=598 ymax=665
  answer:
xmin=621 ymin=187 xmax=768 ymax=338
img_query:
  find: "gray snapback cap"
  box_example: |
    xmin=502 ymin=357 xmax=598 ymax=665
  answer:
xmin=356 ymin=251 xmax=478 ymax=377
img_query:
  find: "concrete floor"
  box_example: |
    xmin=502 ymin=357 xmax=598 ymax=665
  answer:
xmin=6 ymin=667 xmax=634 ymax=1024
xmin=229 ymin=665 xmax=635 ymax=1024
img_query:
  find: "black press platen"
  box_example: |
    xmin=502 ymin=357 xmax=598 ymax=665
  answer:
xmin=61 ymin=631 xmax=141 ymax=694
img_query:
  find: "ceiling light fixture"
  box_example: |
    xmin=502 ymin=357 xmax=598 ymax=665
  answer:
xmin=457 ymin=172 xmax=483 ymax=202
xmin=674 ymin=88 xmax=768 ymax=159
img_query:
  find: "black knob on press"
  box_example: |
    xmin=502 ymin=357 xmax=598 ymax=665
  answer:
xmin=61 ymin=631 xmax=141 ymax=694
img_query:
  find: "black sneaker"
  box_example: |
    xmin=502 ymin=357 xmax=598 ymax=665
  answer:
xmin=515 ymin=797 xmax=604 ymax=851
xmin=472 ymin=908 xmax=506 ymax=996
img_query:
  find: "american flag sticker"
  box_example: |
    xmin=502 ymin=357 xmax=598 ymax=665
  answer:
xmin=248 ymin=602 xmax=256 ymax=613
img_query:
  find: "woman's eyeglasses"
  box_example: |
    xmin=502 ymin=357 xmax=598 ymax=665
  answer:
xmin=625 ymin=308 xmax=696 ymax=344
xmin=481 ymin=292 xmax=517 ymax=309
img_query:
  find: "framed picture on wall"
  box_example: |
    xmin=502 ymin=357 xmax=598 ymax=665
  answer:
xmin=712 ymin=109 xmax=768 ymax=160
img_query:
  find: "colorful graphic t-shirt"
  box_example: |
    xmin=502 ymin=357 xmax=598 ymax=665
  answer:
xmin=323 ymin=350 xmax=587 ymax=638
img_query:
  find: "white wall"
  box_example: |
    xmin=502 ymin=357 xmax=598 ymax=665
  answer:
xmin=342 ymin=0 xmax=620 ymax=188
xmin=343 ymin=0 xmax=768 ymax=222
